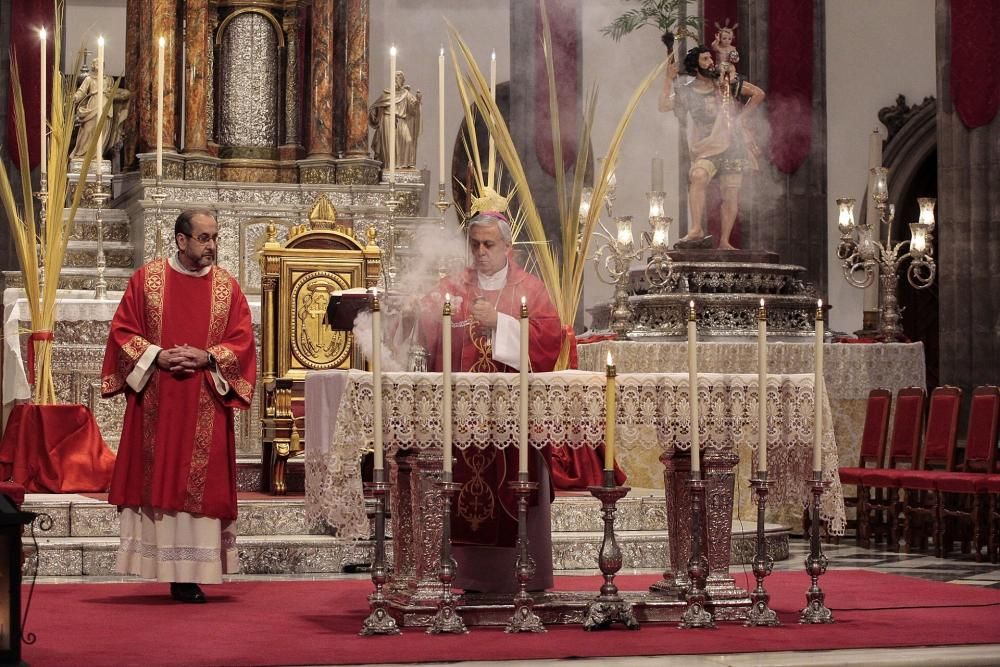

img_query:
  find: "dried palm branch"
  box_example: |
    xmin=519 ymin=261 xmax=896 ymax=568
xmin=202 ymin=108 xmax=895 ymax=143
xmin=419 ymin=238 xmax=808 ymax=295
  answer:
xmin=447 ymin=2 xmax=665 ymax=369
xmin=0 ymin=1 xmax=112 ymax=404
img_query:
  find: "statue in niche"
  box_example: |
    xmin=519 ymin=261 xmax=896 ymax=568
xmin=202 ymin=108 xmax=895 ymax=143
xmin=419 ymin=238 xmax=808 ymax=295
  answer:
xmin=70 ymin=59 xmax=132 ymax=160
xmin=368 ymin=70 xmax=422 ymax=170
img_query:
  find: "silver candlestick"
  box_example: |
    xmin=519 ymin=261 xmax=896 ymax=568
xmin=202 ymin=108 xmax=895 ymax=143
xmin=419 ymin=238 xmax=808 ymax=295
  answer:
xmin=384 ymin=184 xmax=400 ymax=290
xmin=680 ymin=471 xmax=714 ymax=629
xmin=506 ymin=474 xmax=545 ymax=633
xmin=800 ymin=472 xmax=834 ymax=624
xmin=34 ymin=174 xmax=49 ymax=297
xmin=745 ymin=471 xmax=780 ymax=627
xmin=151 ymin=177 xmax=167 ymax=259
xmin=583 ymin=472 xmax=638 ymax=631
xmin=428 ymin=472 xmax=467 ymax=634
xmin=360 ymin=468 xmax=400 ymax=636
xmin=93 ymin=187 xmax=110 ymax=299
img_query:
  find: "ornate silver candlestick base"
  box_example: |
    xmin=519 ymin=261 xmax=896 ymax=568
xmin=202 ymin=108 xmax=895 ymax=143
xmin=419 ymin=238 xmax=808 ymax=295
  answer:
xmin=506 ymin=475 xmax=545 ymax=633
xmin=583 ymin=475 xmax=638 ymax=631
xmin=150 ymin=178 xmax=167 ymax=259
xmin=800 ymin=473 xmax=834 ymax=624
xmin=360 ymin=469 xmax=401 ymax=636
xmin=93 ymin=188 xmax=110 ymax=299
xmin=745 ymin=472 xmax=780 ymax=627
xmin=428 ymin=475 xmax=467 ymax=634
xmin=34 ymin=177 xmax=49 ymax=297
xmin=680 ymin=473 xmax=715 ymax=629
xmin=384 ymin=185 xmax=399 ymax=291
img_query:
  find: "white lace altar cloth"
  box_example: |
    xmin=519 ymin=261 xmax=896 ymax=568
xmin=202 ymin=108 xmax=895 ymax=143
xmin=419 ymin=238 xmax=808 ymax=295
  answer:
xmin=304 ymin=369 xmax=845 ymax=539
xmin=578 ymin=341 xmax=925 ymax=475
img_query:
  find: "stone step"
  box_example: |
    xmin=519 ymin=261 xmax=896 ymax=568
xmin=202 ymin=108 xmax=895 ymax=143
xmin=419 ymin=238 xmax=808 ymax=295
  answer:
xmin=23 ymin=524 xmax=789 ymax=577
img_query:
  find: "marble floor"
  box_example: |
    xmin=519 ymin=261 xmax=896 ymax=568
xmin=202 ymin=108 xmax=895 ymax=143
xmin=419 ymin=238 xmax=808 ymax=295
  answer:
xmin=32 ymin=536 xmax=1000 ymax=665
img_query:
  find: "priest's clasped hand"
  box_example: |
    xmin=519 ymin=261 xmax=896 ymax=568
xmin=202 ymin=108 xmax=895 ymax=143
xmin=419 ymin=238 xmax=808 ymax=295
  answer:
xmin=156 ymin=344 xmax=213 ymax=375
xmin=470 ymin=297 xmax=498 ymax=329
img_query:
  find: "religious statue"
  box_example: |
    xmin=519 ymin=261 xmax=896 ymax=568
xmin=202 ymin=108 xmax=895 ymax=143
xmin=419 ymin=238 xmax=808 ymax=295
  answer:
xmin=659 ymin=45 xmax=765 ymax=250
xmin=70 ymin=60 xmax=132 ymax=160
xmin=368 ymin=70 xmax=422 ymax=170
xmin=711 ymin=22 xmax=740 ymax=70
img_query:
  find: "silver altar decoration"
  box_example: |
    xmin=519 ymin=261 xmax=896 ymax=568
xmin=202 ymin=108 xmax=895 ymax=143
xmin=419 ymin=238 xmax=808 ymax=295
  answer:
xmin=219 ymin=11 xmax=280 ymax=153
xmin=506 ymin=474 xmax=545 ymax=634
xmin=582 ymin=476 xmax=638 ymax=631
xmin=592 ymin=216 xmax=645 ymax=338
xmin=835 ymin=167 xmax=937 ymax=341
xmin=745 ymin=472 xmax=780 ymax=627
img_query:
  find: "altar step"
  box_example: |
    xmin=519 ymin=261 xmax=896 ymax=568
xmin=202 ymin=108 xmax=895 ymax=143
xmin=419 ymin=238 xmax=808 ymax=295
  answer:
xmin=21 ymin=493 xmax=789 ymax=578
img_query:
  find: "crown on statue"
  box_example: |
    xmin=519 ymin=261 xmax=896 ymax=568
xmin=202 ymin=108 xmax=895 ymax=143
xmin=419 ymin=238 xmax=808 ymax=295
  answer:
xmin=308 ymin=194 xmax=338 ymax=230
xmin=470 ymin=186 xmax=511 ymax=216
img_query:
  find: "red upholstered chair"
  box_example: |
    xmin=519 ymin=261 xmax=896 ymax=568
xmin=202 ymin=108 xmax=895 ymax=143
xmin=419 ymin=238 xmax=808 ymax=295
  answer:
xmin=858 ymin=386 xmax=926 ymax=550
xmin=936 ymin=386 xmax=1000 ymax=559
xmin=979 ymin=474 xmax=1000 ymax=563
xmin=893 ymin=386 xmax=962 ymax=553
xmin=838 ymin=389 xmax=892 ymax=545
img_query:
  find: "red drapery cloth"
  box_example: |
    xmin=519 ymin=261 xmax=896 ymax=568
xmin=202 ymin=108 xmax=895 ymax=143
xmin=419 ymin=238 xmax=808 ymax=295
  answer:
xmin=951 ymin=0 xmax=1000 ymax=129
xmin=767 ymin=0 xmax=814 ymax=174
xmin=0 ymin=404 xmax=115 ymax=493
xmin=533 ymin=0 xmax=578 ymax=177
xmin=7 ymin=0 xmax=55 ymax=171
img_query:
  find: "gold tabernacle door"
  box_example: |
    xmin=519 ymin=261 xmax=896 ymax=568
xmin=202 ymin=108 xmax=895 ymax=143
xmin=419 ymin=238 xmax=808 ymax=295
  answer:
xmin=258 ymin=194 xmax=382 ymax=494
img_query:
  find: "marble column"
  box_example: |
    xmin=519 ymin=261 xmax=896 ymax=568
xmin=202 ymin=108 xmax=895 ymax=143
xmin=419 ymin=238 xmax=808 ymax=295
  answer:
xmin=183 ymin=0 xmax=209 ymax=155
xmin=136 ymin=0 xmax=154 ymax=159
xmin=936 ymin=0 xmax=1000 ymax=389
xmin=344 ymin=0 xmax=370 ymax=156
xmin=308 ymin=0 xmax=335 ymax=158
xmin=151 ymin=0 xmax=178 ymax=153
xmin=123 ymin=0 xmax=143 ymax=168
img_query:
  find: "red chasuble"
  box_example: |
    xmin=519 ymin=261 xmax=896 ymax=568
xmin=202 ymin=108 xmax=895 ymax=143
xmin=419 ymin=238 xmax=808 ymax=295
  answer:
xmin=419 ymin=260 xmax=564 ymax=548
xmin=101 ymin=259 xmax=256 ymax=521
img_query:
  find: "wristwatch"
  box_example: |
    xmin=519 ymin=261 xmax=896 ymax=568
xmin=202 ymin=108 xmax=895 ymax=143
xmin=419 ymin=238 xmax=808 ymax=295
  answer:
xmin=207 ymin=351 xmax=217 ymax=369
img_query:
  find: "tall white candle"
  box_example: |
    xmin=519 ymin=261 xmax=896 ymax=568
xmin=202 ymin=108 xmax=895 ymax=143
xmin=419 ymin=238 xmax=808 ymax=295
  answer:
xmin=438 ymin=46 xmax=446 ymax=187
xmin=39 ymin=29 xmax=46 ymax=177
xmin=156 ymin=36 xmax=165 ymax=179
xmin=519 ymin=296 xmax=529 ymax=474
xmin=442 ymin=294 xmax=452 ymax=474
xmin=604 ymin=351 xmax=616 ymax=472
xmin=864 ymin=129 xmax=882 ymax=313
xmin=757 ymin=298 xmax=768 ymax=472
xmin=388 ymin=45 xmax=397 ymax=181
xmin=487 ymin=49 xmax=496 ymax=186
xmin=813 ymin=299 xmax=824 ymax=473
xmin=97 ymin=37 xmax=105 ymax=160
xmin=688 ymin=301 xmax=700 ymax=473
xmin=651 ymin=157 xmax=664 ymax=192
xmin=372 ymin=290 xmax=384 ymax=470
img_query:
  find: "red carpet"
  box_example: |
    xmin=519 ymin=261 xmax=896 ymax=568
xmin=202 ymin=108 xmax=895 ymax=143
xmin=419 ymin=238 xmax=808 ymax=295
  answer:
xmin=22 ymin=571 xmax=1000 ymax=666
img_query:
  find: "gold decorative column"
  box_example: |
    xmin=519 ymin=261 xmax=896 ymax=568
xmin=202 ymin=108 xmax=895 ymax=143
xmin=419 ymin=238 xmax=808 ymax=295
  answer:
xmin=280 ymin=10 xmax=303 ymax=160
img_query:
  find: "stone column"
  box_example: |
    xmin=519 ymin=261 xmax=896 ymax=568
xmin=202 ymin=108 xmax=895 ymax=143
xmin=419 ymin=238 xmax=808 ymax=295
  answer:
xmin=123 ymin=0 xmax=142 ymax=169
xmin=136 ymin=0 xmax=154 ymax=160
xmin=935 ymin=0 xmax=1000 ymax=390
xmin=344 ymin=0 xmax=370 ymax=157
xmin=281 ymin=11 xmax=301 ymax=155
xmin=183 ymin=0 xmax=209 ymax=155
xmin=307 ymin=0 xmax=334 ymax=158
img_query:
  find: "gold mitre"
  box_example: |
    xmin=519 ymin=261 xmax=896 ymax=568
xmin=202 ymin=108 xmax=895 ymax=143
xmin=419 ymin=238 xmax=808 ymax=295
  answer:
xmin=308 ymin=194 xmax=338 ymax=230
xmin=470 ymin=186 xmax=511 ymax=216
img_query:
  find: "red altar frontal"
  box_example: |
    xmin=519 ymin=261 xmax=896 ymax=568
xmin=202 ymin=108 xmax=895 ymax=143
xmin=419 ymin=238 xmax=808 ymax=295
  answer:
xmin=305 ymin=369 xmax=843 ymax=626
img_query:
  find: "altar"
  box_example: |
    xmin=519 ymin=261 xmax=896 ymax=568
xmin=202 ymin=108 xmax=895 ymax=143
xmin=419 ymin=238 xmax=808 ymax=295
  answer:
xmin=304 ymin=368 xmax=845 ymax=543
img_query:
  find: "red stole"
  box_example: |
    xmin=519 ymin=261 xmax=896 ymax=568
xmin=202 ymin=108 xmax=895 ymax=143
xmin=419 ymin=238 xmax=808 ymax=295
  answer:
xmin=102 ymin=259 xmax=256 ymax=520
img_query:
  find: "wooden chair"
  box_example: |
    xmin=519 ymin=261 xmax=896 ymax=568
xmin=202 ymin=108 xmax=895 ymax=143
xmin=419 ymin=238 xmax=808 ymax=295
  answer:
xmin=858 ymin=386 xmax=926 ymax=550
xmin=258 ymin=195 xmax=381 ymax=493
xmin=838 ymin=389 xmax=892 ymax=545
xmin=935 ymin=386 xmax=1000 ymax=559
xmin=894 ymin=386 xmax=962 ymax=553
xmin=979 ymin=474 xmax=1000 ymax=563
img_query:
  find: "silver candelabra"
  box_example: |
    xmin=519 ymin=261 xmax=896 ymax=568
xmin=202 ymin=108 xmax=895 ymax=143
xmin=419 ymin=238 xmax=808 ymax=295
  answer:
xmin=836 ymin=167 xmax=937 ymax=341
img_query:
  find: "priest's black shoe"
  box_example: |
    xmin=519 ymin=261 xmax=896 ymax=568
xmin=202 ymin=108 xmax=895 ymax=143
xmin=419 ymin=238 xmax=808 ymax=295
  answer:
xmin=170 ymin=583 xmax=207 ymax=603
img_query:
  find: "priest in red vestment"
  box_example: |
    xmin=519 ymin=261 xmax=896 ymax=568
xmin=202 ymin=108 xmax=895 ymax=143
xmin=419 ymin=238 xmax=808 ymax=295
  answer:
xmin=417 ymin=211 xmax=566 ymax=593
xmin=101 ymin=209 xmax=256 ymax=603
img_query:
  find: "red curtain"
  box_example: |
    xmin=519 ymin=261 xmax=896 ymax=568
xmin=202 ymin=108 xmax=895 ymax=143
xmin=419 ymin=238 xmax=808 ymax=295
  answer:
xmin=951 ymin=0 xmax=1000 ymax=129
xmin=533 ymin=0 xmax=578 ymax=177
xmin=7 ymin=0 xmax=55 ymax=171
xmin=767 ymin=0 xmax=813 ymax=174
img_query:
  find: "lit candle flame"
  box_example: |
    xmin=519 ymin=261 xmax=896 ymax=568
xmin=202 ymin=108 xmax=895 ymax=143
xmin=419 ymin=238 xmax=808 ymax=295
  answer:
xmin=39 ymin=28 xmax=46 ymax=40
xmin=760 ymin=298 xmax=765 ymax=307
xmin=159 ymin=36 xmax=165 ymax=48
xmin=445 ymin=292 xmax=451 ymax=303
xmin=521 ymin=295 xmax=526 ymax=305
xmin=390 ymin=45 xmax=397 ymax=57
xmin=607 ymin=351 xmax=614 ymax=367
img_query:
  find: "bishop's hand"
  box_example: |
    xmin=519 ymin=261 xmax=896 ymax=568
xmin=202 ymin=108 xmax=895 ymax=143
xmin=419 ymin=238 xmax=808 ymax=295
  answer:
xmin=470 ymin=297 xmax=498 ymax=329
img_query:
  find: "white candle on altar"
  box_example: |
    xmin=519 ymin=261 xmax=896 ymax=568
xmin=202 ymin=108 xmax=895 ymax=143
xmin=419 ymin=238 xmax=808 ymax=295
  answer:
xmin=651 ymin=157 xmax=663 ymax=192
xmin=438 ymin=46 xmax=446 ymax=187
xmin=688 ymin=300 xmax=700 ymax=473
xmin=372 ymin=290 xmax=384 ymax=470
xmin=442 ymin=294 xmax=452 ymax=474
xmin=97 ymin=37 xmax=105 ymax=160
xmin=519 ymin=296 xmax=529 ymax=474
xmin=813 ymin=299 xmax=824 ymax=473
xmin=864 ymin=129 xmax=882 ymax=313
xmin=39 ymin=29 xmax=46 ymax=178
xmin=604 ymin=351 xmax=616 ymax=472
xmin=388 ymin=45 xmax=397 ymax=181
xmin=487 ymin=49 xmax=496 ymax=186
xmin=156 ymin=36 xmax=165 ymax=179
xmin=757 ymin=298 xmax=768 ymax=472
